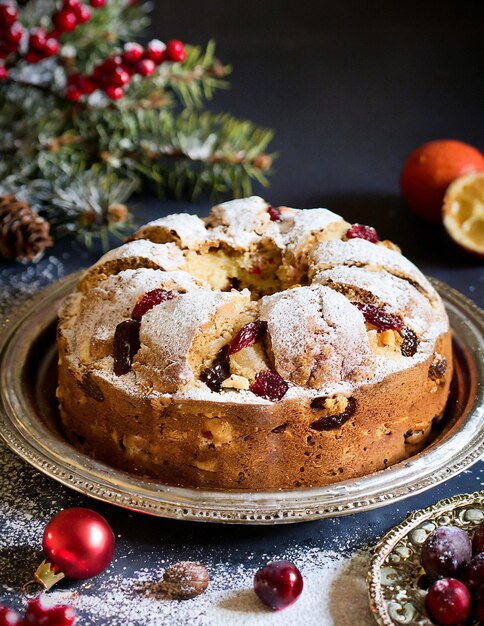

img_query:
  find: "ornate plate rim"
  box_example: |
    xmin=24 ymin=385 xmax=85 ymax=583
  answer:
xmin=0 ymin=274 xmax=482 ymax=524
xmin=368 ymin=490 xmax=484 ymax=626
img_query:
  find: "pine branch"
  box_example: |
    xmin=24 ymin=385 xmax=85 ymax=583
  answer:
xmin=0 ymin=2 xmax=276 ymax=251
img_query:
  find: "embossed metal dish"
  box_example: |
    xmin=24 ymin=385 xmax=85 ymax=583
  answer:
xmin=368 ymin=491 xmax=484 ymax=625
xmin=0 ymin=274 xmax=482 ymax=524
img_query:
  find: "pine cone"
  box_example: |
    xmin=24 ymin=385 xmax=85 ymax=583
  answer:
xmin=0 ymin=195 xmax=53 ymax=263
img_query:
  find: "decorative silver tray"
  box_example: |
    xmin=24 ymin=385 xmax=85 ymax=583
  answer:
xmin=368 ymin=491 xmax=484 ymax=625
xmin=0 ymin=274 xmax=482 ymax=524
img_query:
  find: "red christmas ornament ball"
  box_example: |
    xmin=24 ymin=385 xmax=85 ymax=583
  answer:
xmin=43 ymin=508 xmax=115 ymax=579
xmin=0 ymin=66 xmax=8 ymax=80
xmin=90 ymin=0 xmax=106 ymax=7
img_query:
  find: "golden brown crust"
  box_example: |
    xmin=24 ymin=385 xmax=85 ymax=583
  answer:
xmin=57 ymin=326 xmax=452 ymax=490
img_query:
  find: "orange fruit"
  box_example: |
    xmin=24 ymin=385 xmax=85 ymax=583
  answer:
xmin=443 ymin=171 xmax=484 ymax=257
xmin=400 ymin=140 xmax=484 ymax=222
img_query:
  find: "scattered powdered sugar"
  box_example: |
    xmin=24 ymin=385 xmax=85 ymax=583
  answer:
xmin=0 ymin=437 xmax=374 ymax=626
xmin=0 ymin=253 xmax=68 ymax=317
xmin=45 ymin=549 xmax=373 ymax=626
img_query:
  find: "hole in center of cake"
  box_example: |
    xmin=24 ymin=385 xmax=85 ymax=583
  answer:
xmin=182 ymin=241 xmax=308 ymax=298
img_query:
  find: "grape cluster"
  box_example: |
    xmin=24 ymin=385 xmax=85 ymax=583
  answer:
xmin=421 ymin=521 xmax=484 ymax=625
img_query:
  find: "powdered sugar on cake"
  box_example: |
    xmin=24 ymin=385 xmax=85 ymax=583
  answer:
xmin=60 ymin=196 xmax=450 ymax=402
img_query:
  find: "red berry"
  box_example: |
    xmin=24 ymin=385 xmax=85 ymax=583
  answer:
xmin=54 ymin=9 xmax=78 ymax=32
xmin=78 ymin=75 xmax=97 ymax=94
xmin=90 ymin=0 xmax=106 ymax=7
xmin=44 ymin=37 xmax=60 ymax=56
xmin=166 ymin=39 xmax=186 ymax=63
xmin=425 ymin=578 xmax=471 ymax=626
xmin=24 ymin=598 xmax=75 ymax=626
xmin=76 ymin=4 xmax=91 ymax=23
xmin=123 ymin=42 xmax=144 ymax=64
xmin=63 ymin=0 xmax=82 ymax=10
xmin=267 ymin=205 xmax=281 ymax=221
xmin=136 ymin=58 xmax=156 ymax=76
xmin=0 ymin=66 xmax=8 ymax=80
xmin=105 ymin=85 xmax=124 ymax=100
xmin=66 ymin=86 xmax=83 ymax=102
xmin=4 ymin=22 xmax=23 ymax=44
xmin=145 ymin=39 xmax=166 ymax=64
xmin=67 ymin=71 xmax=81 ymax=86
xmin=227 ymin=321 xmax=267 ymax=355
xmin=346 ymin=223 xmax=379 ymax=243
xmin=0 ymin=605 xmax=20 ymax=626
xmin=254 ymin=561 xmax=303 ymax=610
xmin=352 ymin=302 xmax=403 ymax=331
xmin=131 ymin=288 xmax=176 ymax=321
xmin=0 ymin=4 xmax=18 ymax=26
xmin=29 ymin=27 xmax=47 ymax=50
xmin=24 ymin=51 xmax=41 ymax=63
xmin=98 ymin=55 xmax=122 ymax=74
xmin=110 ymin=66 xmax=130 ymax=87
xmin=250 ymin=371 xmax=288 ymax=402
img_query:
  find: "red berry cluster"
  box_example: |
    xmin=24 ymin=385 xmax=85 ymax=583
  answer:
xmin=66 ymin=38 xmax=186 ymax=102
xmin=0 ymin=598 xmax=75 ymax=626
xmin=0 ymin=1 xmax=23 ymax=69
xmin=0 ymin=0 xmax=106 ymax=78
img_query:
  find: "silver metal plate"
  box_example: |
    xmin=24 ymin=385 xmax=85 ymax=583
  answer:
xmin=0 ymin=274 xmax=482 ymax=524
xmin=368 ymin=491 xmax=484 ymax=625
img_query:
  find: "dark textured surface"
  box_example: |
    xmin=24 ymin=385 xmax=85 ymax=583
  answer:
xmin=0 ymin=1 xmax=483 ymax=623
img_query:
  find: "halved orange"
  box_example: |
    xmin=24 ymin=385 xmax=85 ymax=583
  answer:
xmin=443 ymin=171 xmax=484 ymax=257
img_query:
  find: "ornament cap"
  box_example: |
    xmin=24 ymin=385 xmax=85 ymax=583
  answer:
xmin=31 ymin=559 xmax=65 ymax=591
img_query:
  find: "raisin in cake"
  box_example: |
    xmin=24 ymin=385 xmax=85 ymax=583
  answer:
xmin=57 ymin=197 xmax=452 ymax=490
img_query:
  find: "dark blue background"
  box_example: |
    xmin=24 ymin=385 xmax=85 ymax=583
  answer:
xmin=0 ymin=1 xmax=483 ymax=623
